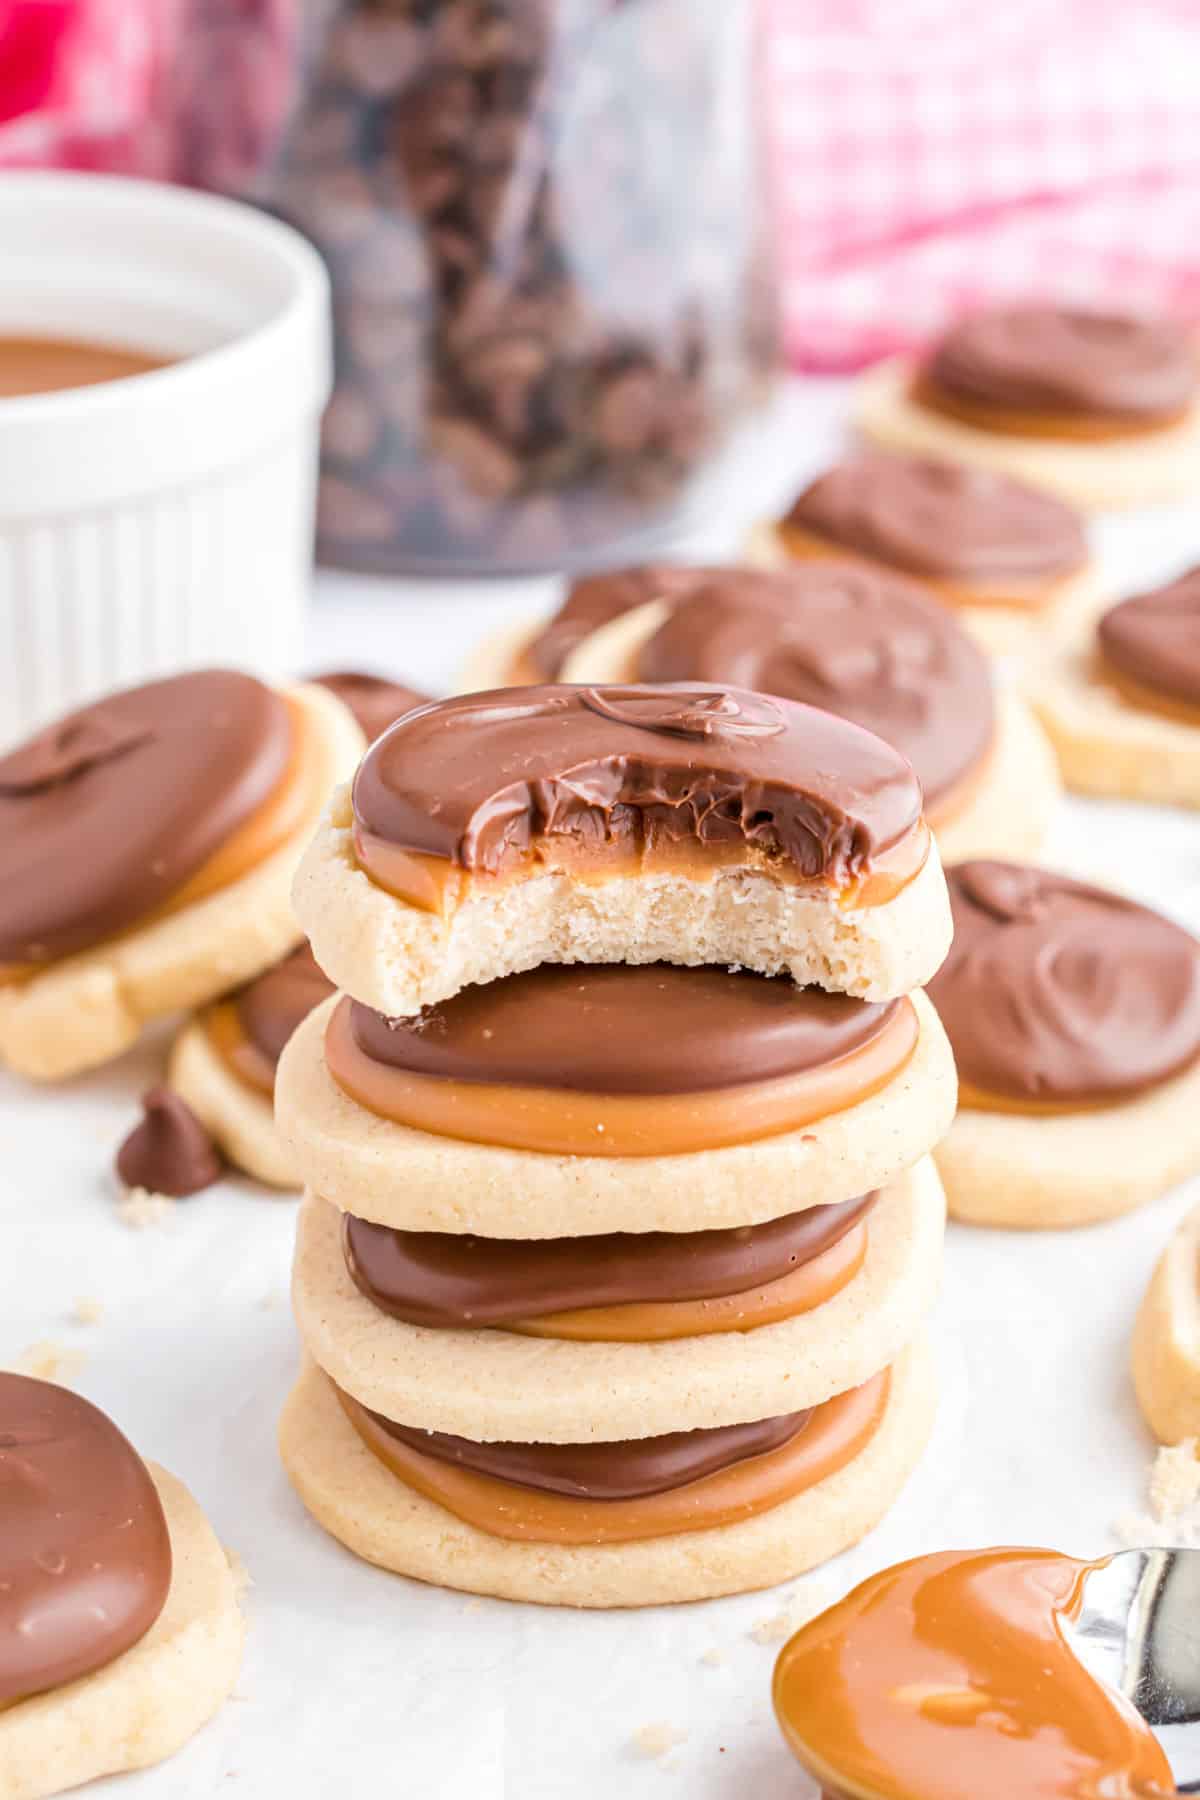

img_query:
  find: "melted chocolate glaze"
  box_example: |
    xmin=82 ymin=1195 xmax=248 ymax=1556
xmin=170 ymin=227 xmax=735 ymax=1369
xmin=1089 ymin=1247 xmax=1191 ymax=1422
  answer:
xmin=785 ymin=454 xmax=1087 ymax=584
xmin=927 ymin=860 xmax=1200 ymax=1103
xmin=636 ymin=563 xmax=994 ymax=811
xmin=527 ymin=566 xmax=727 ymax=677
xmin=344 ymin=1193 xmax=876 ymax=1327
xmin=234 ymin=943 xmax=334 ymax=1068
xmin=352 ymin=683 xmax=923 ymax=884
xmin=0 ymin=670 xmax=291 ymax=964
xmin=1097 ymin=567 xmax=1200 ymax=709
xmin=310 ymin=671 xmax=430 ymax=743
xmin=926 ymin=305 xmax=1197 ymax=422
xmin=0 ymin=1374 xmax=172 ymax=1705
xmin=363 ymin=1406 xmax=812 ymax=1500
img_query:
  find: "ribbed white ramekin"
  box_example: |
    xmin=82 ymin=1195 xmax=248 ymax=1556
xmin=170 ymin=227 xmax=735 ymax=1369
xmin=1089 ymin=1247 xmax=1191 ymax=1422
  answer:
xmin=0 ymin=173 xmax=331 ymax=748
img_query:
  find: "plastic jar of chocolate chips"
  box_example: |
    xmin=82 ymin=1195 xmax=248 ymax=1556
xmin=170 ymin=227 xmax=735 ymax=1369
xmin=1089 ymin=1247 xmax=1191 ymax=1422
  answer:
xmin=183 ymin=1 xmax=779 ymax=574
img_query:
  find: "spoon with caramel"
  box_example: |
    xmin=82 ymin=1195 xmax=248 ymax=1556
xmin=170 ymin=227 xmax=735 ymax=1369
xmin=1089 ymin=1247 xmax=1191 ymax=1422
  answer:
xmin=773 ymin=1547 xmax=1199 ymax=1799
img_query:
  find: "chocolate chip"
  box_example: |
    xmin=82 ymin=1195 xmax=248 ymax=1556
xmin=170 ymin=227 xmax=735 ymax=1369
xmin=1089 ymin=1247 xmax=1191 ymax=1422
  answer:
xmin=116 ymin=1089 xmax=224 ymax=1199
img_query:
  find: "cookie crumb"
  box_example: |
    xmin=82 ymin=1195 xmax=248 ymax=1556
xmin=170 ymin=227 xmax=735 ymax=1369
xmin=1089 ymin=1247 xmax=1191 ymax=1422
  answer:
xmin=8 ymin=1340 xmax=87 ymax=1384
xmin=1114 ymin=1439 xmax=1200 ymax=1546
xmin=630 ymin=1722 xmax=687 ymax=1759
xmin=699 ymin=1647 xmax=724 ymax=1668
xmin=70 ymin=1296 xmax=104 ymax=1326
xmin=749 ymin=1579 xmax=836 ymax=1646
xmin=116 ymin=1187 xmax=175 ymax=1229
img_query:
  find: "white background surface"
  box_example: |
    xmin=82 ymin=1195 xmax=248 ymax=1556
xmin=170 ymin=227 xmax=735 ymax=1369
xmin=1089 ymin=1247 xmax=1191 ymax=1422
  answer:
xmin=4 ymin=377 xmax=1200 ymax=1799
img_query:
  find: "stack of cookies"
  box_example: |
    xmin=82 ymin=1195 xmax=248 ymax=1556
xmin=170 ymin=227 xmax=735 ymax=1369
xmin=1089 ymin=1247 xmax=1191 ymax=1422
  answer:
xmin=276 ymin=683 xmax=957 ymax=1607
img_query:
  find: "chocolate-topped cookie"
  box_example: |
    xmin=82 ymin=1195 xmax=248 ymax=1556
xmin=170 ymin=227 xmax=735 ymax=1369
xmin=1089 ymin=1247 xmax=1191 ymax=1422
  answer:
xmin=1096 ymin=567 xmax=1200 ymax=713
xmin=311 ymin=671 xmax=430 ymax=743
xmin=0 ymin=670 xmax=363 ymax=1083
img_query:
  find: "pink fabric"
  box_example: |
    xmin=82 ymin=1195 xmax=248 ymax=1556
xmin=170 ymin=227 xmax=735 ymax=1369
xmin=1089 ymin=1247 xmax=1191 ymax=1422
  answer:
xmin=765 ymin=0 xmax=1200 ymax=368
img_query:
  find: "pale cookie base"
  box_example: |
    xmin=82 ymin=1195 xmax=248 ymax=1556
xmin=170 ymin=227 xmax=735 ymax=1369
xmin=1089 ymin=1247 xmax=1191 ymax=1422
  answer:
xmin=294 ymin=788 xmax=952 ymax=1014
xmin=1030 ymin=634 xmax=1200 ymax=809
xmin=275 ymin=989 xmax=955 ymax=1234
xmin=0 ymin=1466 xmax=245 ymax=1800
xmin=935 ymin=1051 xmax=1200 ymax=1228
xmin=560 ymin=603 xmax=1060 ymax=867
xmin=292 ymin=1158 xmax=943 ymax=1442
xmin=455 ymin=615 xmax=544 ymax=693
xmin=0 ymin=683 xmax=364 ymax=1082
xmin=854 ymin=356 xmax=1200 ymax=511
xmin=742 ymin=517 xmax=1109 ymax=660
xmin=168 ymin=1019 xmax=297 ymax=1190
xmin=1133 ymin=1201 xmax=1200 ymax=1444
xmin=278 ymin=1334 xmax=936 ymax=1607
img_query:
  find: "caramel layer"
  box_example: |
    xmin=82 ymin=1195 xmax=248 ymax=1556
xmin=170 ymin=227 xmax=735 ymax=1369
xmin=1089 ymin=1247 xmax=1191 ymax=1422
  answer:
xmin=1094 ymin=650 xmax=1200 ymax=727
xmin=339 ymin=1371 xmax=889 ymax=1545
xmin=506 ymin=1222 xmax=868 ymax=1341
xmin=776 ymin=522 xmax=1077 ymax=616
xmin=205 ymin=1002 xmax=276 ymax=1097
xmin=353 ymin=818 xmax=932 ymax=920
xmin=325 ymin=992 xmax=919 ymax=1156
xmin=957 ymin=1080 xmax=1116 ymax=1117
xmin=911 ymin=369 xmax=1188 ymax=442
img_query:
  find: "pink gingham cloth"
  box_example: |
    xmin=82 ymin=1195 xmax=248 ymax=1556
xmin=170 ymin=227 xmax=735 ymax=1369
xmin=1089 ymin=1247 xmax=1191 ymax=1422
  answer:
xmin=765 ymin=0 xmax=1200 ymax=369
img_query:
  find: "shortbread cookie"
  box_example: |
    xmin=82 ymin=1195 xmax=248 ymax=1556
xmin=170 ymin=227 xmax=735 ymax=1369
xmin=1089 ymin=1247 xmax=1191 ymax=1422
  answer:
xmin=1031 ymin=567 xmax=1200 ymax=808
xmin=855 ymin=307 xmax=1200 ymax=511
xmin=294 ymin=683 xmax=951 ymax=1014
xmin=456 ymin=566 xmax=726 ymax=693
xmin=0 ymin=1375 xmax=243 ymax=1800
xmin=276 ymin=986 xmax=955 ymax=1235
xmin=278 ymin=1334 xmax=936 ymax=1607
xmin=291 ymin=1158 xmax=943 ymax=1441
xmin=744 ymin=453 xmax=1103 ymax=657
xmin=0 ymin=674 xmax=362 ymax=1080
xmin=170 ymin=944 xmax=334 ymax=1188
xmin=559 ymin=563 xmax=1060 ymax=865
xmin=1132 ymin=1201 xmax=1200 ymax=1444
xmin=929 ymin=861 xmax=1200 ymax=1226
xmin=310 ymin=671 xmax=430 ymax=742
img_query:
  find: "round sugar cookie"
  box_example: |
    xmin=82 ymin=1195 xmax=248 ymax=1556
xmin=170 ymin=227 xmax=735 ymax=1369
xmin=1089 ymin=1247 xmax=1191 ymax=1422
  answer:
xmin=0 ymin=1466 xmax=244 ymax=1800
xmin=278 ymin=1334 xmax=937 ymax=1608
xmin=854 ymin=356 xmax=1200 ymax=512
xmin=0 ymin=683 xmax=363 ymax=1082
xmin=1133 ymin=1201 xmax=1200 ymax=1444
xmin=275 ymin=989 xmax=955 ymax=1236
xmin=291 ymin=1158 xmax=944 ymax=1442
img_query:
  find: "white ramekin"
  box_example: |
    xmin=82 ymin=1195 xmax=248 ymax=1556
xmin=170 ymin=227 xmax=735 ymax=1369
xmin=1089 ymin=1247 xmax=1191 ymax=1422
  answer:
xmin=0 ymin=172 xmax=331 ymax=748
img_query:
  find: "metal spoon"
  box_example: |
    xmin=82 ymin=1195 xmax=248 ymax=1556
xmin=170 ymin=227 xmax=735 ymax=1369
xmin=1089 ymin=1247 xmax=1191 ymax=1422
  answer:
xmin=1063 ymin=1548 xmax=1200 ymax=1793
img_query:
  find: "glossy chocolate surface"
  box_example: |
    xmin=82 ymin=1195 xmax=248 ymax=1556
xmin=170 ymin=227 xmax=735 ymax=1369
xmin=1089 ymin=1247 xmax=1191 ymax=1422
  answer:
xmin=310 ymin=670 xmax=430 ymax=743
xmin=1097 ymin=567 xmax=1200 ymax=710
xmin=234 ymin=943 xmax=334 ymax=1069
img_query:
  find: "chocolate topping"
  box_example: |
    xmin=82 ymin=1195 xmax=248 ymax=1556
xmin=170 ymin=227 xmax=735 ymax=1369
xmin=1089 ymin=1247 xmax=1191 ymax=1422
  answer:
xmin=527 ymin=566 xmax=726 ymax=678
xmin=784 ymin=454 xmax=1087 ymax=585
xmin=116 ymin=1088 xmax=225 ymax=1197
xmin=347 ymin=963 xmax=899 ymax=1094
xmin=928 ymin=860 xmax=1200 ymax=1104
xmin=352 ymin=683 xmax=923 ymax=882
xmin=345 ymin=1193 xmax=875 ymax=1327
xmin=1097 ymin=567 xmax=1200 ymax=709
xmin=310 ymin=670 xmax=430 ymax=743
xmin=234 ymin=943 xmax=334 ymax=1069
xmin=0 ymin=1374 xmax=172 ymax=1705
xmin=0 ymin=670 xmax=292 ymax=965
xmin=927 ymin=305 xmax=1198 ymax=423
xmin=636 ymin=564 xmax=994 ymax=812
xmin=362 ymin=1407 xmax=810 ymax=1501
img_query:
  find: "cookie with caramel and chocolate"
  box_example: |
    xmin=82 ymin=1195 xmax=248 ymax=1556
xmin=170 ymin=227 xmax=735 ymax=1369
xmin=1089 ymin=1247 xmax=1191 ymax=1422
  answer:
xmin=1133 ymin=1200 xmax=1200 ymax=1445
xmin=559 ymin=561 xmax=1060 ymax=867
xmin=0 ymin=671 xmax=363 ymax=1080
xmin=1031 ymin=566 xmax=1200 ymax=809
xmin=0 ymin=1375 xmax=243 ymax=1799
xmin=928 ymin=860 xmax=1200 ymax=1226
xmin=745 ymin=453 xmax=1104 ymax=656
xmin=855 ymin=305 xmax=1200 ymax=510
xmin=278 ymin=1330 xmax=936 ymax=1608
xmin=169 ymin=942 xmax=334 ymax=1189
xmin=292 ymin=683 xmax=952 ymax=1016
